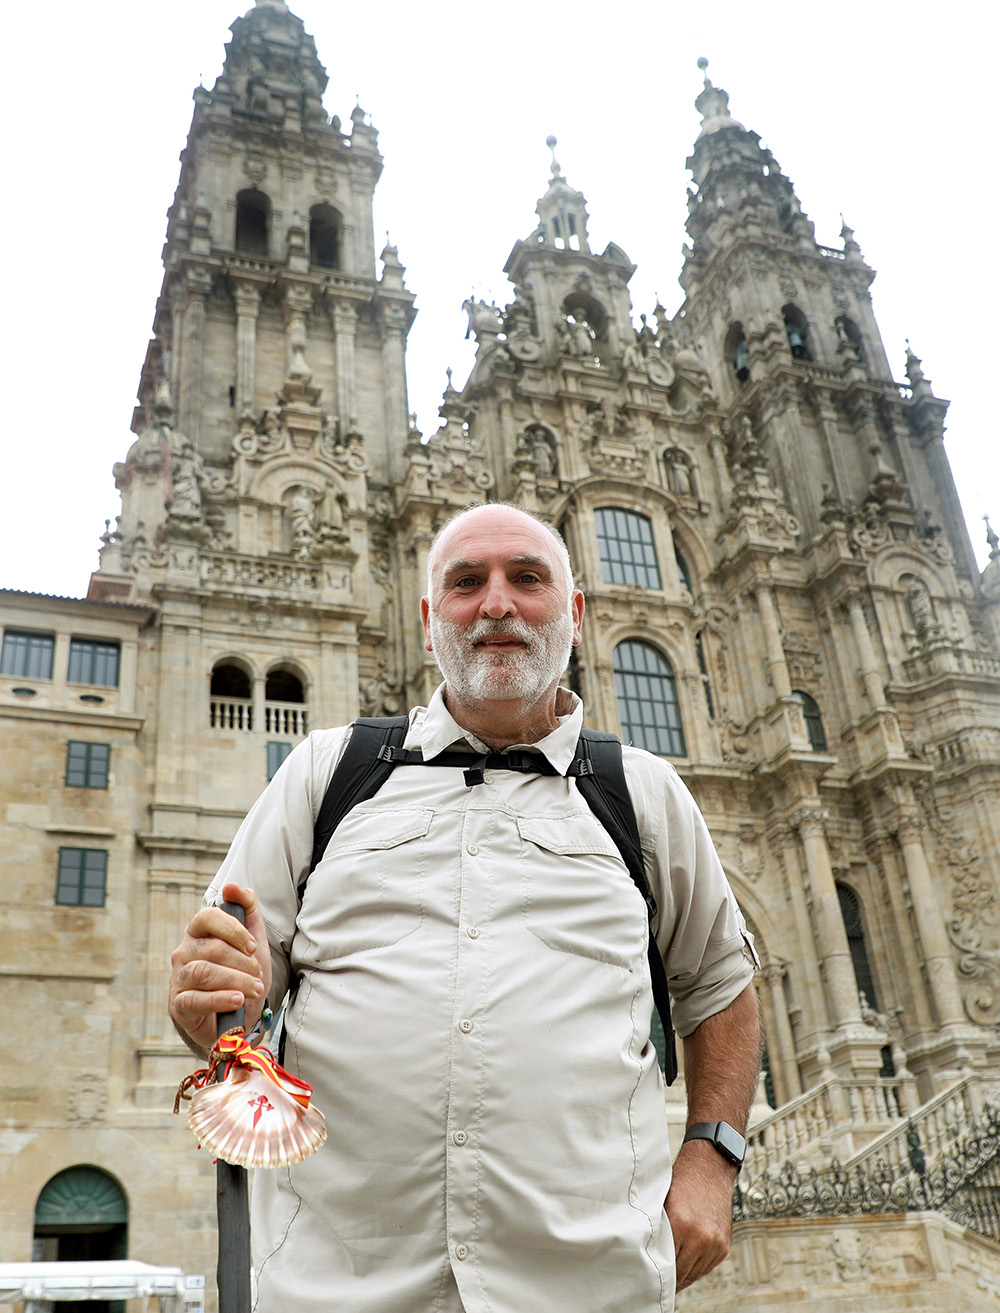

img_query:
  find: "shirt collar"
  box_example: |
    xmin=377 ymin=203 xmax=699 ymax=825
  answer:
xmin=415 ymin=683 xmax=584 ymax=776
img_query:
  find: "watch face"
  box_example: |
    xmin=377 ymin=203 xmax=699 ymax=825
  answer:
xmin=716 ymin=1121 xmax=746 ymax=1164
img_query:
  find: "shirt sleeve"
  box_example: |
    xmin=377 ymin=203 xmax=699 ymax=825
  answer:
xmin=202 ymin=725 xmax=352 ymax=1006
xmin=623 ymin=749 xmax=758 ymax=1037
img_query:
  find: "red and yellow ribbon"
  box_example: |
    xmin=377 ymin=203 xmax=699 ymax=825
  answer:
xmin=174 ymin=1027 xmax=315 ymax=1114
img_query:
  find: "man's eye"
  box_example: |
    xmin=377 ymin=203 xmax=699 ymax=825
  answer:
xmin=518 ymin=573 xmax=541 ymax=584
xmin=454 ymin=576 xmax=478 ymax=588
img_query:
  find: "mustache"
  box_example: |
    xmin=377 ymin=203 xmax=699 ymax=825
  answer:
xmin=465 ymin=619 xmax=535 ymax=645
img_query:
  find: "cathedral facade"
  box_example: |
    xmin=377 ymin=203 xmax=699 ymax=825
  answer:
xmin=3 ymin=2 xmax=1000 ymax=1308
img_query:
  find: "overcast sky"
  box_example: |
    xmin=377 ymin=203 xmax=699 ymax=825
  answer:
xmin=3 ymin=0 xmax=995 ymax=599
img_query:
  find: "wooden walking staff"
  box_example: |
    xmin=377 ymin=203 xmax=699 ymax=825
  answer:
xmin=174 ymin=900 xmax=327 ymax=1309
xmin=216 ymin=901 xmax=252 ymax=1313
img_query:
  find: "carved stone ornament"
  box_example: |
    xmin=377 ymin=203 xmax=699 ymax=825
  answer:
xmin=67 ymin=1074 xmax=108 ymax=1125
xmin=918 ymin=780 xmax=1000 ymax=1026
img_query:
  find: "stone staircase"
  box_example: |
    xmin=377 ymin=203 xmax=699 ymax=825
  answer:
xmin=744 ymin=1071 xmax=998 ymax=1180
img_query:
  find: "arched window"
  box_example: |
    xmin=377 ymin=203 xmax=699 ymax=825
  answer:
xmin=210 ymin=660 xmax=252 ymax=730
xmin=594 ymin=508 xmax=661 ymax=588
xmin=613 ymin=640 xmax=686 ymax=757
xmin=835 ymin=314 xmax=866 ymax=366
xmin=265 ymin=669 xmax=304 ymax=703
xmin=235 ymin=188 xmax=270 ymax=257
xmin=837 ymin=883 xmax=879 ymax=1011
xmin=783 ymin=305 xmax=811 ymax=360
xmin=34 ymin=1166 xmax=128 ymax=1269
xmin=265 ymin=666 xmax=308 ymax=736
xmin=309 ymin=203 xmax=341 ymax=269
xmin=725 ymin=323 xmax=750 ymax=383
xmin=792 ymin=689 xmax=827 ymax=751
xmin=211 ymin=662 xmax=251 ymax=699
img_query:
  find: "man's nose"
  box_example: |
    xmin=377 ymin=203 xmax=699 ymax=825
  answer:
xmin=480 ymin=574 xmax=516 ymax=618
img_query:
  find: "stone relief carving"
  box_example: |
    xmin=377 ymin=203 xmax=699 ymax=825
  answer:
xmin=67 ymin=1074 xmax=107 ymax=1125
xmin=918 ymin=780 xmax=1000 ymax=1025
xmin=360 ymin=662 xmax=404 ymax=717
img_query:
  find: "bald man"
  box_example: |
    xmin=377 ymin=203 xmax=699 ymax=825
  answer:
xmin=170 ymin=502 xmax=760 ymax=1313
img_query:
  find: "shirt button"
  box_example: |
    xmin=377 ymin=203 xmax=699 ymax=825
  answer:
xmin=466 ymin=844 xmax=479 ymax=856
xmin=453 ymin=1130 xmax=468 ymax=1145
xmin=467 ymin=927 xmax=480 ymax=939
xmin=455 ymin=1244 xmax=469 ymax=1261
xmin=483 ymin=775 xmax=494 ymax=785
xmin=459 ymin=1019 xmax=473 ymax=1033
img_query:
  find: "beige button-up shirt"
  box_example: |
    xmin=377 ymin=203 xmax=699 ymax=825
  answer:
xmin=206 ymin=687 xmax=755 ymax=1313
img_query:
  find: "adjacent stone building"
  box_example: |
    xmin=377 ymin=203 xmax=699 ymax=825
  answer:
xmin=2 ymin=3 xmax=999 ymax=1308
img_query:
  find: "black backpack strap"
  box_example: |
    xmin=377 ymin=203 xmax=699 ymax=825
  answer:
xmin=307 ymin=715 xmax=411 ymax=881
xmin=574 ymin=729 xmax=678 ymax=1085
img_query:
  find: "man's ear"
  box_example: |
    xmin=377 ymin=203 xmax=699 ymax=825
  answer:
xmin=571 ymin=589 xmax=585 ymax=646
xmin=420 ymin=596 xmax=433 ymax=652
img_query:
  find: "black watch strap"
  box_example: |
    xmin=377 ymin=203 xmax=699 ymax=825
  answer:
xmin=682 ymin=1120 xmax=747 ymax=1170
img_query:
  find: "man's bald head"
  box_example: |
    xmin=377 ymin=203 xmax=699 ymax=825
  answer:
xmin=425 ymin=503 xmax=573 ymax=603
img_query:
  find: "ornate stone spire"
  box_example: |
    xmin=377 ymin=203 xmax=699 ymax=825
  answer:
xmin=694 ymin=57 xmax=746 ymax=139
xmin=532 ymin=136 xmax=591 ymax=253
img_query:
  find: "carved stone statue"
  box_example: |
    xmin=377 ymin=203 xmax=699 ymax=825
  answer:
xmin=170 ymin=442 xmax=205 ymax=518
xmin=570 ymin=314 xmax=594 ymax=357
xmin=533 ymin=432 xmax=556 ymax=478
xmin=906 ymin=578 xmax=934 ymax=639
xmin=463 ymin=297 xmax=503 ymax=342
xmin=316 ymin=472 xmax=348 ymax=534
xmin=555 ymin=315 xmax=574 ymax=355
xmin=668 ymin=455 xmax=692 ymax=497
xmin=290 ymin=486 xmax=317 ymax=555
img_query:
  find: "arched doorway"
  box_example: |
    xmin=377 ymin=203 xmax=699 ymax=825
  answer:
xmin=34 ymin=1166 xmax=128 ymax=1313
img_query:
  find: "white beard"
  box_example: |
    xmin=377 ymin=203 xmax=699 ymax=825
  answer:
xmin=428 ymin=608 xmax=574 ymax=707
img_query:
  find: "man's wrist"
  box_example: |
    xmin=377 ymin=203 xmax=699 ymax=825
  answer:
xmin=682 ymin=1121 xmax=747 ymax=1171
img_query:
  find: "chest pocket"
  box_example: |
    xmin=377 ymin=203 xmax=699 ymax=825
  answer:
xmin=297 ymin=807 xmax=430 ymax=961
xmin=517 ymin=814 xmax=647 ymax=969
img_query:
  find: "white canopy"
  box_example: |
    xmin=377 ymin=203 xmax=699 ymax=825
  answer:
xmin=0 ymin=1261 xmax=204 ymax=1307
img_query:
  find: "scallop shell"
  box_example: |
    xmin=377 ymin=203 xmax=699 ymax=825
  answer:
xmin=188 ymin=1066 xmax=327 ymax=1169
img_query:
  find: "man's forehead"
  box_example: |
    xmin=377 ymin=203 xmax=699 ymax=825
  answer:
xmin=435 ymin=509 xmax=559 ymax=565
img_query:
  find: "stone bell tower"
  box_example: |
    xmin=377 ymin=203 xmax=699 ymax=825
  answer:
xmin=92 ymin=0 xmax=415 ymax=606
xmin=85 ymin=0 xmax=416 ymax=1101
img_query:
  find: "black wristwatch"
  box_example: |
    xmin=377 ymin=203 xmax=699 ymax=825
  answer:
xmin=681 ymin=1121 xmax=747 ymax=1170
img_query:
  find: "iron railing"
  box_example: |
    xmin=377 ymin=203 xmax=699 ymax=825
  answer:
xmin=735 ymin=1100 xmax=1000 ymax=1244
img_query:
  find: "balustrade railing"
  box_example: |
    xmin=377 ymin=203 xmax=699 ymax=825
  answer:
xmin=265 ymin=702 xmax=308 ymax=736
xmin=745 ymin=1073 xmax=916 ymax=1176
xmin=210 ymin=697 xmax=253 ymax=731
xmin=842 ymin=1075 xmax=987 ymax=1176
xmin=209 ymin=698 xmax=309 ymax=735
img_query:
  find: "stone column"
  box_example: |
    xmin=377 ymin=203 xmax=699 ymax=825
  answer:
xmin=894 ymin=809 xmax=966 ymax=1027
xmin=178 ymin=272 xmax=211 ymax=441
xmin=233 ymin=281 xmax=261 ymax=415
xmin=762 ymin=961 xmax=802 ymax=1101
xmin=844 ymin=589 xmax=888 ymax=709
xmin=332 ymin=298 xmax=358 ymax=428
xmin=774 ymin=823 xmax=831 ymax=1038
xmin=793 ymin=806 xmax=864 ymax=1029
xmin=708 ymin=426 xmax=731 ymax=505
xmin=754 ymin=581 xmax=793 ymax=699
xmin=380 ymin=304 xmax=410 ymax=485
xmin=867 ymin=830 xmax=935 ymax=1032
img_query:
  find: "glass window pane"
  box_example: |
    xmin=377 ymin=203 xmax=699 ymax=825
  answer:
xmin=69 ymin=639 xmax=120 ymax=687
xmin=267 ymin=741 xmax=293 ymax=781
xmin=56 ymin=848 xmax=107 ymax=907
xmin=594 ymin=508 xmax=662 ymax=590
xmin=65 ymin=742 xmax=111 ymax=788
xmin=613 ymin=640 xmax=686 ymax=757
xmin=1 ymin=630 xmax=55 ymax=679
